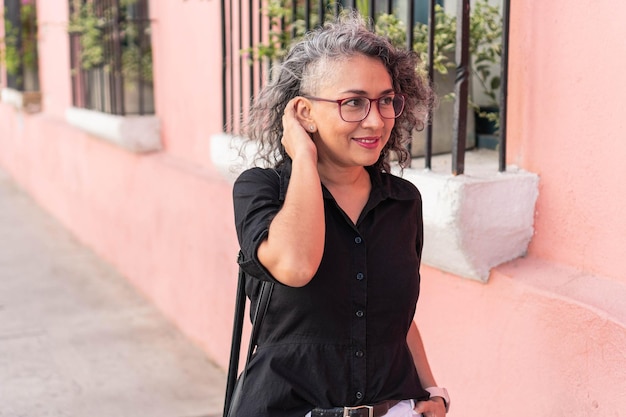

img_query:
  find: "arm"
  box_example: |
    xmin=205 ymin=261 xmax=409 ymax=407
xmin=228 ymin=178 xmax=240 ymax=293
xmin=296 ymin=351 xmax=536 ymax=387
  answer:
xmin=407 ymin=321 xmax=448 ymax=415
xmin=257 ymin=98 xmax=325 ymax=287
xmin=407 ymin=321 xmax=437 ymax=388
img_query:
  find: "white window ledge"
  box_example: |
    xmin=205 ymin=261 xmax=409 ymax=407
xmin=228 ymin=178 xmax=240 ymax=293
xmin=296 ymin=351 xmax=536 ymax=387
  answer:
xmin=65 ymin=107 xmax=162 ymax=153
xmin=211 ymin=133 xmax=539 ymax=282
xmin=399 ymin=152 xmax=539 ymax=282
xmin=1 ymin=87 xmax=42 ymax=113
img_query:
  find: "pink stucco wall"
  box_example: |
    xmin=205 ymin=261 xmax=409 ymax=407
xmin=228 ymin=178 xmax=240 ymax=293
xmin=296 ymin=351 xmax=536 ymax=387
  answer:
xmin=439 ymin=0 xmax=625 ymax=413
xmin=1 ymin=1 xmax=625 ymax=416
xmin=0 ymin=0 xmax=240 ymax=364
xmin=418 ymin=262 xmax=626 ymax=416
xmin=506 ymin=0 xmax=626 ymax=283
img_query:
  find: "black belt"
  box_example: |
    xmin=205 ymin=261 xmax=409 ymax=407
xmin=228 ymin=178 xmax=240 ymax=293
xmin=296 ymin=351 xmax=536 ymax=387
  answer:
xmin=311 ymin=400 xmax=400 ymax=417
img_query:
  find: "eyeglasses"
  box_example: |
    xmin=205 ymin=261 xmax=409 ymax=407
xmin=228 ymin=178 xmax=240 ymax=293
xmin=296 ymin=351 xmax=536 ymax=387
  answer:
xmin=302 ymin=93 xmax=406 ymax=123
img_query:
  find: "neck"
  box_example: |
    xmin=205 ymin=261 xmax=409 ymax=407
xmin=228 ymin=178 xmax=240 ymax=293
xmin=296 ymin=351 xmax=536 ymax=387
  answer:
xmin=318 ymin=164 xmax=368 ymax=189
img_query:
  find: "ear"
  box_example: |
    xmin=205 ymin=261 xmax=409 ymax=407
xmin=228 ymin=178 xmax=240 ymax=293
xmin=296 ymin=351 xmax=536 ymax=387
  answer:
xmin=293 ymin=97 xmax=316 ymax=132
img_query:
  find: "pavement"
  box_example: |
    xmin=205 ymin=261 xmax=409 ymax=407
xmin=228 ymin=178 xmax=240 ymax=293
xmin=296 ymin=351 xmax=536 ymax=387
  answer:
xmin=0 ymin=167 xmax=226 ymax=417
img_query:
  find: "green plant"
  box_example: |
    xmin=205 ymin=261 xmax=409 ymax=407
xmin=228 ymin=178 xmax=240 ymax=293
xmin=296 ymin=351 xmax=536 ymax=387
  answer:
xmin=242 ymin=0 xmax=309 ymax=65
xmin=468 ymin=0 xmax=502 ymax=126
xmin=68 ymin=0 xmax=153 ymax=82
xmin=1 ymin=1 xmax=39 ymax=79
xmin=68 ymin=0 xmax=105 ymax=70
xmin=245 ymin=0 xmax=502 ymax=126
xmin=121 ymin=41 xmax=153 ymax=83
xmin=410 ymin=2 xmax=502 ymax=126
xmin=381 ymin=2 xmax=501 ymax=126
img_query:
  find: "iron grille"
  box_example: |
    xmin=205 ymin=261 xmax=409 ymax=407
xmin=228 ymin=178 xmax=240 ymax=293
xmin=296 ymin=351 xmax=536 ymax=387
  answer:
xmin=68 ymin=0 xmax=154 ymax=115
xmin=221 ymin=0 xmax=510 ymax=173
xmin=2 ymin=0 xmax=39 ymax=91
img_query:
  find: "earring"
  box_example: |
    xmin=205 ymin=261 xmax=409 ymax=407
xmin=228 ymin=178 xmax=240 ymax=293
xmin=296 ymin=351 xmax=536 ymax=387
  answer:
xmin=309 ymin=125 xmax=315 ymax=131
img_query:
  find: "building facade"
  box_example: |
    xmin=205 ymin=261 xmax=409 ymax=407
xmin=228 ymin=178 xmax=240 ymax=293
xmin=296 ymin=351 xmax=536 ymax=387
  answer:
xmin=1 ymin=1 xmax=625 ymax=415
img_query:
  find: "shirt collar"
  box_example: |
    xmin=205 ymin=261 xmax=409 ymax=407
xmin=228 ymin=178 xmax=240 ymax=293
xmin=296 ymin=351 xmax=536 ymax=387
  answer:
xmin=276 ymin=159 xmax=416 ymax=203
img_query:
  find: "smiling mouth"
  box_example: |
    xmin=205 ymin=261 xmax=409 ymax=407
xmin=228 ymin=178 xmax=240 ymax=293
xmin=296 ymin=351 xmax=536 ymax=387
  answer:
xmin=354 ymin=137 xmax=379 ymax=144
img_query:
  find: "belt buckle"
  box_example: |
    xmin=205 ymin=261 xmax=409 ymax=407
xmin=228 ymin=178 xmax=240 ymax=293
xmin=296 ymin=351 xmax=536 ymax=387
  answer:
xmin=343 ymin=405 xmax=373 ymax=417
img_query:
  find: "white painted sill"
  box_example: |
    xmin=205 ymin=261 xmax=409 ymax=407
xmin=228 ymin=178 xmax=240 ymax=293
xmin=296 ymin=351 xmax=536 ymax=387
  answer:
xmin=1 ymin=87 xmax=42 ymax=113
xmin=65 ymin=107 xmax=162 ymax=153
xmin=211 ymin=133 xmax=539 ymax=282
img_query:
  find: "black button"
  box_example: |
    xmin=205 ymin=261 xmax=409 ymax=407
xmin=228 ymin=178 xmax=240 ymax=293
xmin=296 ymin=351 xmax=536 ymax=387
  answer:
xmin=356 ymin=272 xmax=364 ymax=280
xmin=355 ymin=391 xmax=363 ymax=400
xmin=355 ymin=350 xmax=364 ymax=358
xmin=354 ymin=237 xmax=362 ymax=244
xmin=356 ymin=310 xmax=364 ymax=318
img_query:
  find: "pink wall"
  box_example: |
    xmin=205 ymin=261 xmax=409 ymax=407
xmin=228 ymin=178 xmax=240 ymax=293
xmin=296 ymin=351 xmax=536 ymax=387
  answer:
xmin=414 ymin=0 xmax=626 ymax=414
xmin=418 ymin=262 xmax=626 ymax=416
xmin=1 ymin=1 xmax=625 ymax=416
xmin=34 ymin=0 xmax=72 ymax=117
xmin=149 ymin=0 xmax=224 ymax=166
xmin=507 ymin=0 xmax=626 ymax=283
xmin=0 ymin=0 xmax=239 ymax=365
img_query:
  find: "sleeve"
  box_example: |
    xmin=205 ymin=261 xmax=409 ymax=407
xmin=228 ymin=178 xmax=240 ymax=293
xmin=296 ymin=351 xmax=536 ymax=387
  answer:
xmin=232 ymin=167 xmax=282 ymax=283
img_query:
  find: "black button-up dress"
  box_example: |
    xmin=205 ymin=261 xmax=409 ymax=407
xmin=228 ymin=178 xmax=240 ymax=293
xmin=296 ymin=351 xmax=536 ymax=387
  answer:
xmin=232 ymin=160 xmax=429 ymax=417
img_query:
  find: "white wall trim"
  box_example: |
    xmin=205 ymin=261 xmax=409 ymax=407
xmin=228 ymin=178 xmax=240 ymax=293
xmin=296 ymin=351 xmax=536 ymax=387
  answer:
xmin=211 ymin=133 xmax=539 ymax=282
xmin=1 ymin=88 xmax=42 ymax=113
xmin=401 ymin=166 xmax=539 ymax=281
xmin=65 ymin=107 xmax=162 ymax=153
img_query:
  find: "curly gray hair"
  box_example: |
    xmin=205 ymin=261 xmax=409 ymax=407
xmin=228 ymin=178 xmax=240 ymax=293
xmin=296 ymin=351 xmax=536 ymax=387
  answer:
xmin=241 ymin=11 xmax=433 ymax=172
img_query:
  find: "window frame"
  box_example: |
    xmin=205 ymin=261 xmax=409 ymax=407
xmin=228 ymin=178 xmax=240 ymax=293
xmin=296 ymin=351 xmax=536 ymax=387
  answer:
xmin=1 ymin=0 xmax=41 ymax=112
xmin=66 ymin=0 xmax=160 ymax=153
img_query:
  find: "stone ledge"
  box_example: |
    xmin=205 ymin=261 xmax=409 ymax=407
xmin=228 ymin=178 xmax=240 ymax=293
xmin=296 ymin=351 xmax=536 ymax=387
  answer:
xmin=400 ymin=161 xmax=538 ymax=281
xmin=65 ymin=107 xmax=162 ymax=153
xmin=211 ymin=133 xmax=539 ymax=282
xmin=1 ymin=88 xmax=42 ymax=113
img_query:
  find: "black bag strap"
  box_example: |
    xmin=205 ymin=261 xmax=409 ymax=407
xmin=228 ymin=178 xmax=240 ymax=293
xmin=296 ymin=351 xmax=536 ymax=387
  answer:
xmin=223 ymin=251 xmax=273 ymax=416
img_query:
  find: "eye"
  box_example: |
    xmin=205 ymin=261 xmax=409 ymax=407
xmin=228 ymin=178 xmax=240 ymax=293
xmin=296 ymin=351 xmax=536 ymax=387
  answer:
xmin=379 ymin=95 xmax=395 ymax=106
xmin=341 ymin=97 xmax=368 ymax=108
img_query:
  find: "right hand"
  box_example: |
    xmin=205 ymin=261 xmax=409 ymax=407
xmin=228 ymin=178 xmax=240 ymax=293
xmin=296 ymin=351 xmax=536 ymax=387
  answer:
xmin=281 ymin=97 xmax=318 ymax=161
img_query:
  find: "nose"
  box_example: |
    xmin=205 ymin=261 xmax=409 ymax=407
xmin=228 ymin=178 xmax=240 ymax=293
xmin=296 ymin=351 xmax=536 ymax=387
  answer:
xmin=361 ymin=100 xmax=386 ymax=129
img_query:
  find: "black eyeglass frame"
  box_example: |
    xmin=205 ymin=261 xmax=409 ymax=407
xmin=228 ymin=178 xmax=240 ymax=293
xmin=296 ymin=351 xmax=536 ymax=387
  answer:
xmin=302 ymin=93 xmax=406 ymax=123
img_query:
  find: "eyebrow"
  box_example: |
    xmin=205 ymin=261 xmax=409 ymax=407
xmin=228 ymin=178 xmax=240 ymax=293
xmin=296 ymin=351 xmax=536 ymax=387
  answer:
xmin=339 ymin=88 xmax=396 ymax=96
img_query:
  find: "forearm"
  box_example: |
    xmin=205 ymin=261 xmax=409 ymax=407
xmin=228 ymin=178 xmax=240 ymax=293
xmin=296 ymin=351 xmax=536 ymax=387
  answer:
xmin=407 ymin=321 xmax=437 ymax=388
xmin=258 ymin=153 xmax=325 ymax=287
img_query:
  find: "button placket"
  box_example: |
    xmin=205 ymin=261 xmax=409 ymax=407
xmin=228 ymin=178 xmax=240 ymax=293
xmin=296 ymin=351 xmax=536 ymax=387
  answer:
xmin=351 ymin=233 xmax=367 ymax=403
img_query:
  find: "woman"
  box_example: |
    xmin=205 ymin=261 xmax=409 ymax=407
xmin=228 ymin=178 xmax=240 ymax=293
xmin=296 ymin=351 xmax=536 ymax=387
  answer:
xmin=232 ymin=12 xmax=449 ymax=417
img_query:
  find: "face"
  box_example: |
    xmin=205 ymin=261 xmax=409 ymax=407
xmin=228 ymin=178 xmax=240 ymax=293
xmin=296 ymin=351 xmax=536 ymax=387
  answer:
xmin=306 ymin=54 xmax=395 ymax=170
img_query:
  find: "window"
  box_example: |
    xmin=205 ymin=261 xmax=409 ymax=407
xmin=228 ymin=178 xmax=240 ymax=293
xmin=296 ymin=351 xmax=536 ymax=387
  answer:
xmin=68 ymin=0 xmax=154 ymax=115
xmin=1 ymin=0 xmax=40 ymax=92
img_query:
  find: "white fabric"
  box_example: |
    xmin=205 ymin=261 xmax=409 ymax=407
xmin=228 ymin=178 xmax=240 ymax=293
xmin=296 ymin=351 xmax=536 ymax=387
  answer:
xmin=305 ymin=400 xmax=423 ymax=417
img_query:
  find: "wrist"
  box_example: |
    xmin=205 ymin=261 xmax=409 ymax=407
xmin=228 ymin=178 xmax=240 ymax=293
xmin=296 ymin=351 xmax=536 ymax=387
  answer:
xmin=431 ymin=396 xmax=445 ymax=409
xmin=425 ymin=386 xmax=450 ymax=413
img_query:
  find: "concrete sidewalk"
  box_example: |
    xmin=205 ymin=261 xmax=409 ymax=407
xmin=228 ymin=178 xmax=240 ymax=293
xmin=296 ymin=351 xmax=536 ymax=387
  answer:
xmin=0 ymin=168 xmax=226 ymax=417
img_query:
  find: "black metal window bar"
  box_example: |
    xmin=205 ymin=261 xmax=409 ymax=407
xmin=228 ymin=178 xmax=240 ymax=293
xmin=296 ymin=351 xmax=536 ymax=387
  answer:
xmin=221 ymin=0 xmax=510 ymax=173
xmin=68 ymin=0 xmax=154 ymax=115
xmin=2 ymin=0 xmax=40 ymax=92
